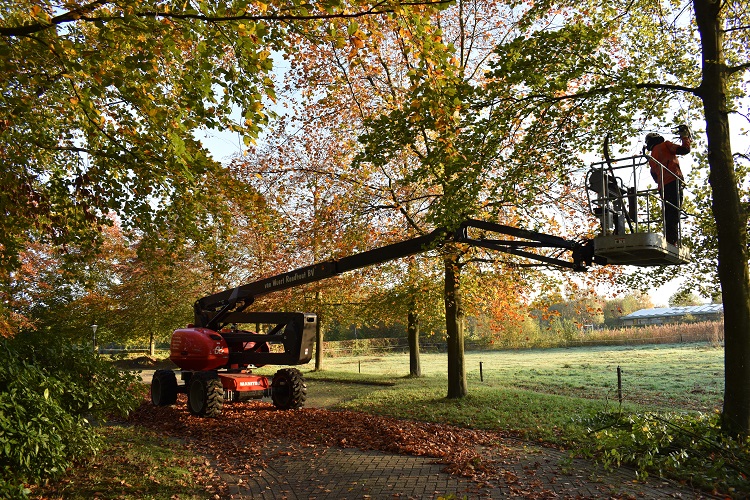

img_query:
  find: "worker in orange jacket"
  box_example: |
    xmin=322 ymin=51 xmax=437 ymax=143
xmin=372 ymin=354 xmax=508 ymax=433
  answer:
xmin=645 ymin=125 xmax=691 ymax=245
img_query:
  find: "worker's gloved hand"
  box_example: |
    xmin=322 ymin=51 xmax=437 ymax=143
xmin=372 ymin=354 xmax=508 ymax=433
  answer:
xmin=676 ymin=124 xmax=692 ymax=140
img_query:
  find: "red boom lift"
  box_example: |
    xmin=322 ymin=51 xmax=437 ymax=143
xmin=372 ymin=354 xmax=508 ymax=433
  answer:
xmin=150 ymin=219 xmax=598 ymax=417
xmin=152 ymin=168 xmax=689 ymax=417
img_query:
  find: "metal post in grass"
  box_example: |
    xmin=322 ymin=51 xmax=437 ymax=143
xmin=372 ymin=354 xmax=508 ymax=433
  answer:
xmin=617 ymin=365 xmax=623 ymax=406
xmin=480 ymin=361 xmax=484 ymax=382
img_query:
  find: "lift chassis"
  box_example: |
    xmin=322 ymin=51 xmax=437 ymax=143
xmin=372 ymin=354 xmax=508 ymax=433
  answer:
xmin=152 ymin=213 xmax=660 ymax=417
xmin=151 ymin=312 xmax=316 ymax=417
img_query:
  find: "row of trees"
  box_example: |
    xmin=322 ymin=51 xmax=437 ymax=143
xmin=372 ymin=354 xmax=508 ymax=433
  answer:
xmin=310 ymin=291 xmax=651 ymax=342
xmin=2 ymin=1 xmax=748 ymax=433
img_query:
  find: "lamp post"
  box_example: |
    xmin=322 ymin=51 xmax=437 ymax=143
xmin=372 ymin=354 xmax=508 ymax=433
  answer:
xmin=91 ymin=324 xmax=98 ymax=353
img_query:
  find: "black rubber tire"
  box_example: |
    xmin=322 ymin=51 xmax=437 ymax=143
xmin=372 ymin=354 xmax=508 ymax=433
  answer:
xmin=151 ymin=369 xmax=178 ymax=406
xmin=187 ymin=371 xmax=224 ymax=418
xmin=271 ymin=368 xmax=306 ymax=410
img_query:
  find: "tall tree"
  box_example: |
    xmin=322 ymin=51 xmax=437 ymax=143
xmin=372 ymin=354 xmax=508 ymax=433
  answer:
xmin=694 ymin=0 xmax=750 ymax=435
xmin=275 ymin=0 xmax=600 ymax=397
xmin=350 ymin=3 xmax=595 ymax=397
xmin=484 ymin=0 xmax=749 ymax=433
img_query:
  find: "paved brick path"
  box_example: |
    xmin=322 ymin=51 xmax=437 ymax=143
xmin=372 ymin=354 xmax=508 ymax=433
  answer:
xmin=214 ymin=439 xmax=712 ymax=499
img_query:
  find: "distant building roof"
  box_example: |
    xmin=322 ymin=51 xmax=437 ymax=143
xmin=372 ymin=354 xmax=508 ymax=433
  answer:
xmin=621 ymin=304 xmax=723 ymax=320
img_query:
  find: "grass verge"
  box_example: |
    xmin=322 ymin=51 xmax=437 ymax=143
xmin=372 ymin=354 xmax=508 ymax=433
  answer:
xmin=29 ymin=426 xmax=219 ymax=500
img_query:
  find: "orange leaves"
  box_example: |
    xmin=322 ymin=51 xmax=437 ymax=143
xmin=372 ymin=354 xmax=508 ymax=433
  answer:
xmin=347 ymin=34 xmax=366 ymax=60
xmin=350 ymin=35 xmax=365 ymax=49
xmin=28 ymin=4 xmax=49 ymax=20
xmin=345 ymin=20 xmax=368 ymax=60
xmin=129 ymin=396 xmax=511 ymax=482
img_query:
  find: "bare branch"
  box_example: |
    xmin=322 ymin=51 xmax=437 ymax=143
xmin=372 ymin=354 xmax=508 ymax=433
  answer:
xmin=723 ymin=25 xmax=750 ymax=33
xmin=728 ymin=61 xmax=750 ymax=75
xmin=514 ymin=80 xmax=700 ymax=106
xmin=635 ymin=82 xmax=700 ymax=95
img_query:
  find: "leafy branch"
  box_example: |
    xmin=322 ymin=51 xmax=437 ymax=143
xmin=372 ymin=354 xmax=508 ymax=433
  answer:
xmin=0 ymin=0 xmax=454 ymax=37
xmin=0 ymin=0 xmax=109 ymax=36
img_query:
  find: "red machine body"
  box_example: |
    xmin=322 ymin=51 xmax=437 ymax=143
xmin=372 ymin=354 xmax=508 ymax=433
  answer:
xmin=168 ymin=326 xmax=272 ymax=397
xmin=170 ymin=327 xmax=229 ymax=371
xmin=169 ymin=326 xmax=272 ymax=372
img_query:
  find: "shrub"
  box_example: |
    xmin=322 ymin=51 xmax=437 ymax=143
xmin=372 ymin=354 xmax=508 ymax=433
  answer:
xmin=577 ymin=410 xmax=750 ymax=494
xmin=0 ymin=332 xmax=142 ymax=498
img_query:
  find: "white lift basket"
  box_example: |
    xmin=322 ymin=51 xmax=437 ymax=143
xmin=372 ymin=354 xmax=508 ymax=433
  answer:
xmin=586 ymin=155 xmax=690 ymax=266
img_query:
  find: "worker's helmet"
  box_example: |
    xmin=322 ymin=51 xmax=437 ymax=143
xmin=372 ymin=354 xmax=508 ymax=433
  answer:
xmin=645 ymin=132 xmax=664 ymax=151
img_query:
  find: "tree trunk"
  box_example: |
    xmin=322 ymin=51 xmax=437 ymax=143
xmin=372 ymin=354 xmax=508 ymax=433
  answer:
xmin=315 ymin=292 xmax=324 ymax=371
xmin=694 ymin=0 xmax=750 ymax=435
xmin=408 ymin=307 xmax=421 ymax=377
xmin=444 ymin=252 xmax=467 ymax=398
xmin=149 ymin=331 xmax=155 ymax=357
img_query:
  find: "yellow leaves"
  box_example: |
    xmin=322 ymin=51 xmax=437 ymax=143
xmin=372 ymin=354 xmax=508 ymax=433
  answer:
xmin=238 ymin=23 xmax=259 ymax=37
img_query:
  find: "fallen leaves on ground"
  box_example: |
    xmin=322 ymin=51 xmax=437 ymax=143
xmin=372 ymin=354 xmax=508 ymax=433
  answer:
xmin=128 ymin=395 xmax=514 ymax=484
xmin=126 ymin=397 xmax=671 ymax=499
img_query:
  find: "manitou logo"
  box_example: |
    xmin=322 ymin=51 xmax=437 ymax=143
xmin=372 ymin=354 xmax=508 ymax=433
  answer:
xmin=240 ymin=381 xmax=261 ymax=387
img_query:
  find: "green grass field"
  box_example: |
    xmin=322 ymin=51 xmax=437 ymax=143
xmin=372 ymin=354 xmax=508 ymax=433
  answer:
xmin=304 ymin=342 xmax=723 ymax=409
xmin=256 ymin=342 xmax=725 ymax=443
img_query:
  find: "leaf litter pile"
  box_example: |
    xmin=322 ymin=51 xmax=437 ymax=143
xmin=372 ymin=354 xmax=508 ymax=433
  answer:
xmin=128 ymin=395 xmax=565 ymax=497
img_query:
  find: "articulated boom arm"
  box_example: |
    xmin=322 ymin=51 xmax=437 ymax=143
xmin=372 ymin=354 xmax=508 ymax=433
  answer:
xmin=195 ymin=219 xmax=595 ymax=330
